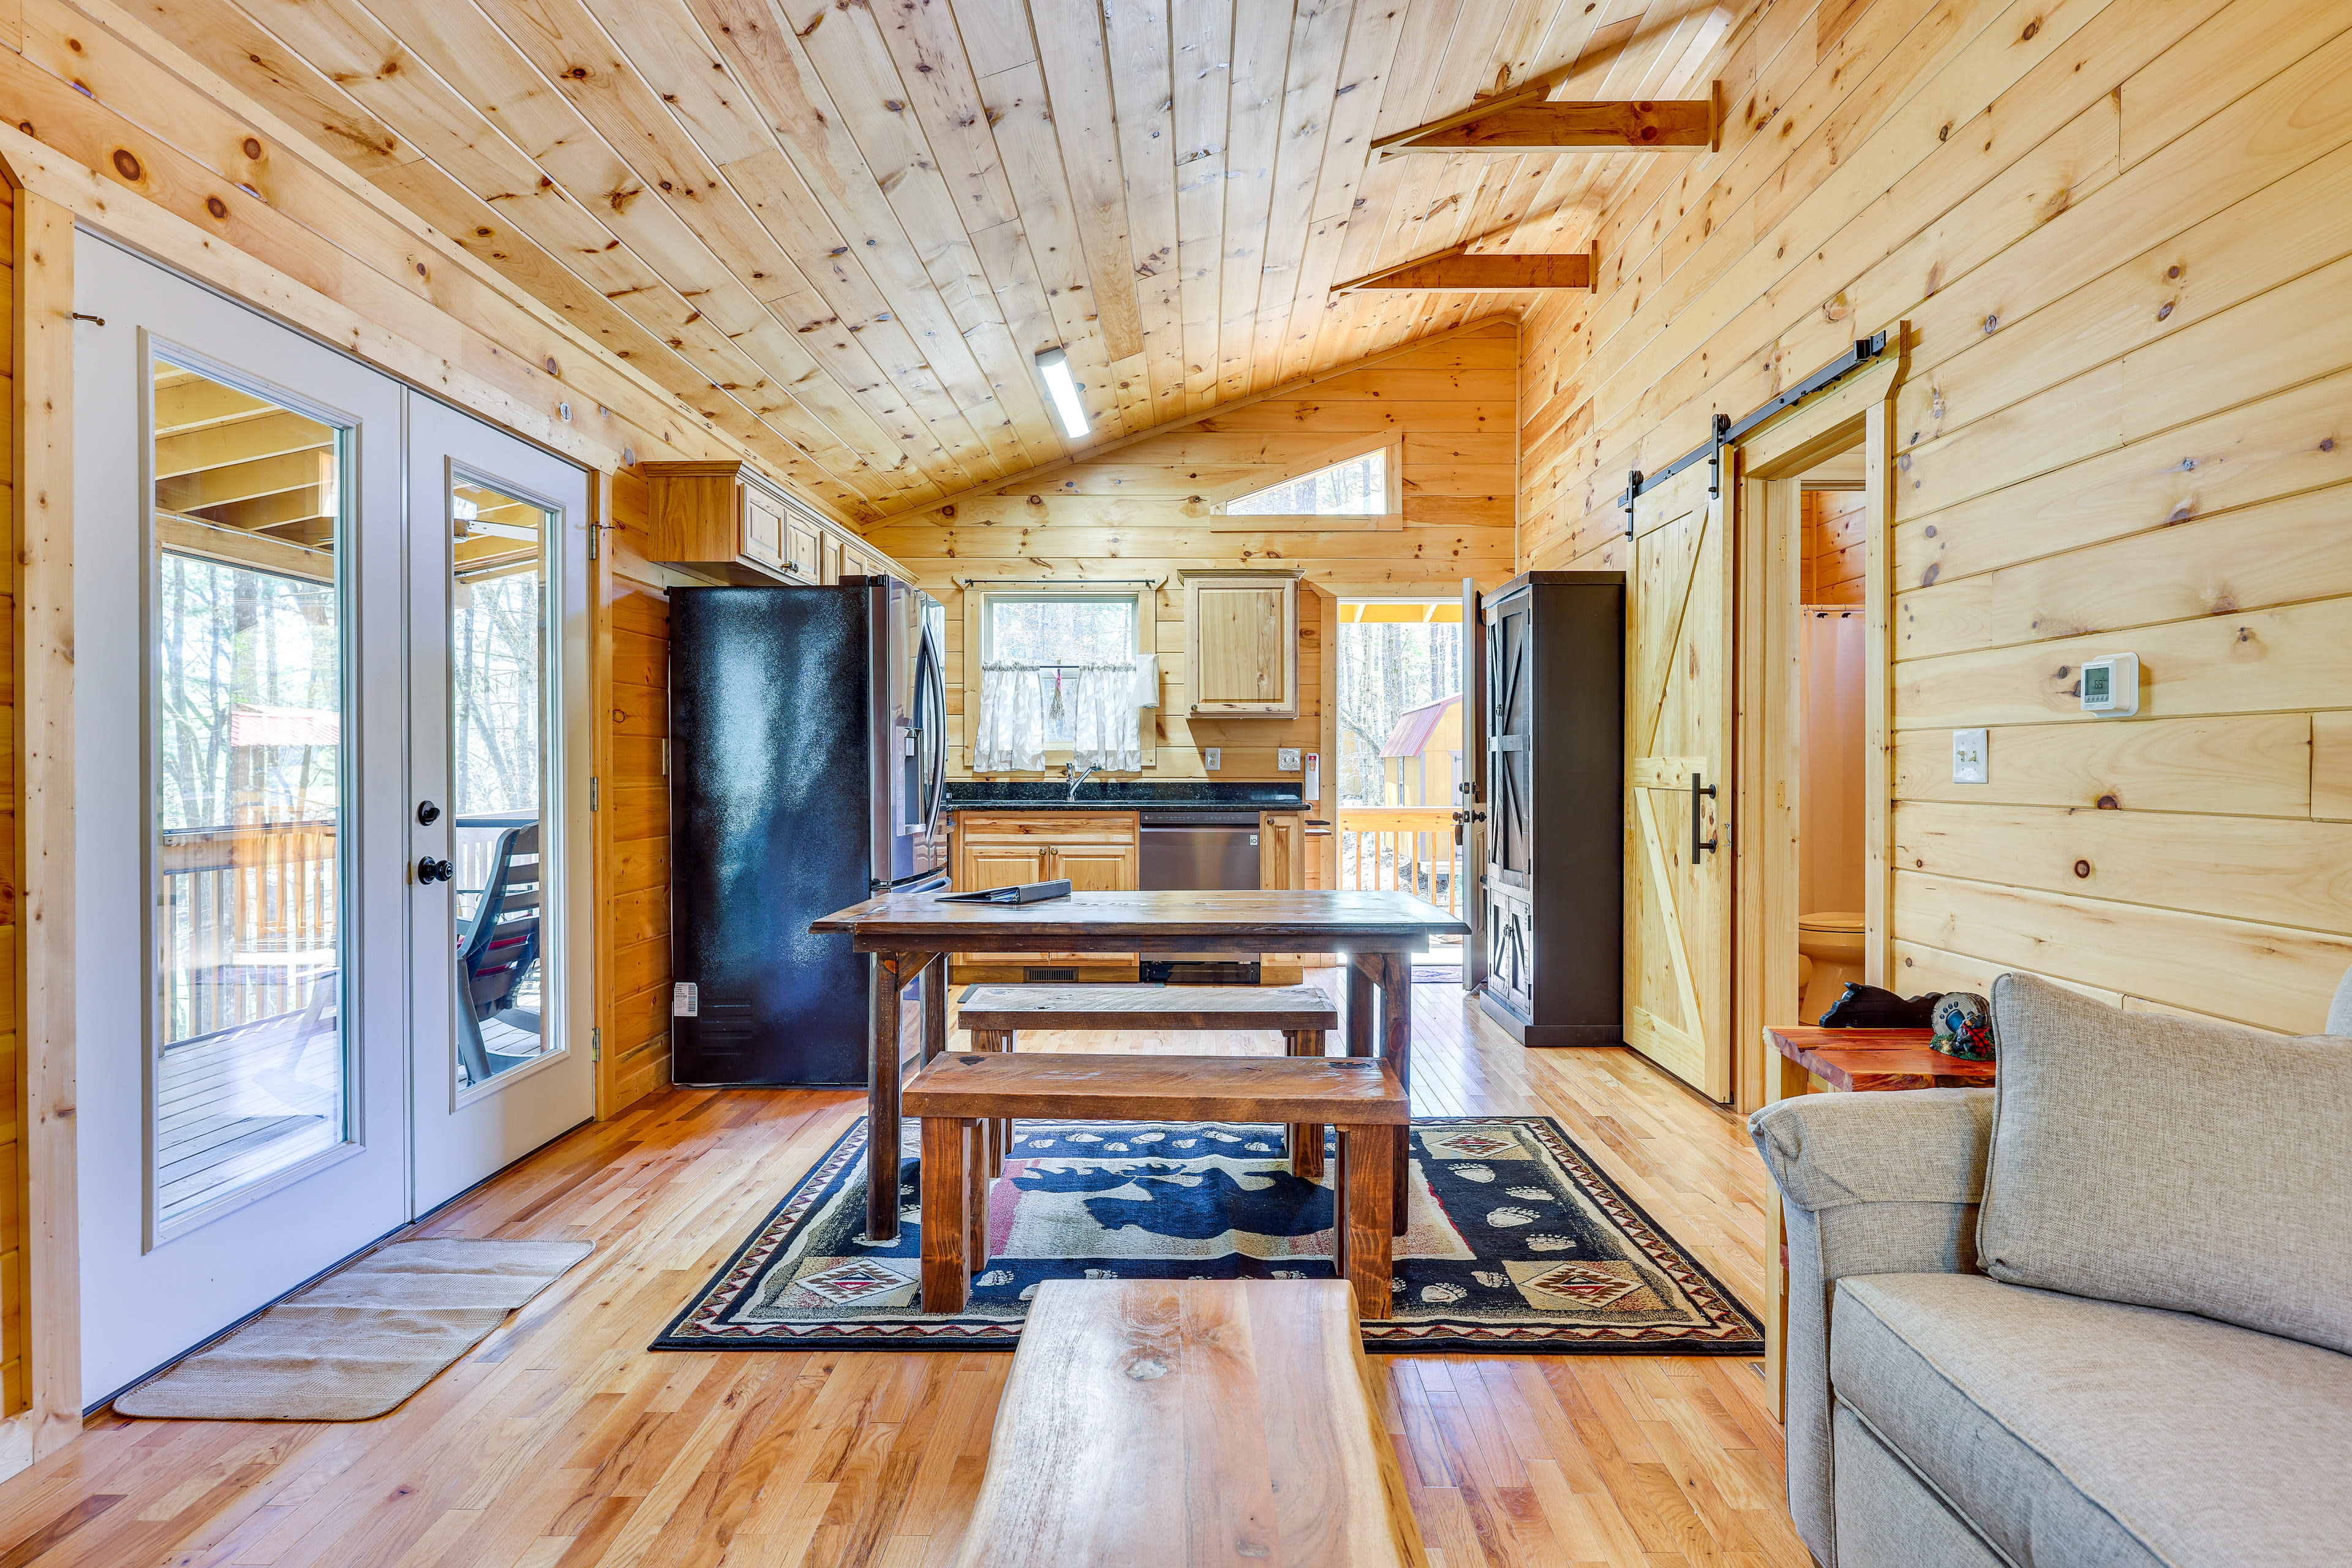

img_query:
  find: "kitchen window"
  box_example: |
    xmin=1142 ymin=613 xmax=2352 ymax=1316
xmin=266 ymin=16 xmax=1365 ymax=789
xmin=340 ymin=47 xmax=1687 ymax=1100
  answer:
xmin=966 ymin=584 xmax=1159 ymax=769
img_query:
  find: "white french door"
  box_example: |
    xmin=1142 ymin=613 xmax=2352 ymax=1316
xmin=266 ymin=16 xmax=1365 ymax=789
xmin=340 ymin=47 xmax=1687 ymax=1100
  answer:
xmin=405 ymin=398 xmax=593 ymax=1213
xmin=72 ymin=233 xmax=590 ymax=1404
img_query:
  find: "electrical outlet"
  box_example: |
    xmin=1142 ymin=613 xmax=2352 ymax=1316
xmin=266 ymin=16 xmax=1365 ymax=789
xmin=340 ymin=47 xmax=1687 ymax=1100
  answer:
xmin=1204 ymin=747 xmax=1221 ymax=771
xmin=1952 ymin=728 xmax=1988 ymax=784
xmin=1277 ymin=748 xmax=1301 ymax=771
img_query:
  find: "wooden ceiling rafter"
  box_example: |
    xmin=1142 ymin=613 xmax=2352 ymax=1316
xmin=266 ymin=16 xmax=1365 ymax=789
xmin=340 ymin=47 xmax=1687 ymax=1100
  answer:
xmin=1373 ymin=86 xmax=1723 ymax=155
xmin=1334 ymin=241 xmax=1598 ymax=293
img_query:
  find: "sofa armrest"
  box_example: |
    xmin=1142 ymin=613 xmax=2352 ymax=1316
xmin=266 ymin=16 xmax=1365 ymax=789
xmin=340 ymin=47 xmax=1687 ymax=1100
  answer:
xmin=1747 ymin=1089 xmax=1994 ymax=1567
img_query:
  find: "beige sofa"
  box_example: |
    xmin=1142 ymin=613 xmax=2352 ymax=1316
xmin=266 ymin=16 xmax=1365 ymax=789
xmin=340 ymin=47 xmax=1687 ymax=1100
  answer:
xmin=1749 ymin=971 xmax=2352 ymax=1568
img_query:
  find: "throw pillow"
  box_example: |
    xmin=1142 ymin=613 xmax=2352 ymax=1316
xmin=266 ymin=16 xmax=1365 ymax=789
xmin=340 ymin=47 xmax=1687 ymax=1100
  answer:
xmin=1978 ymin=973 xmax=2352 ymax=1354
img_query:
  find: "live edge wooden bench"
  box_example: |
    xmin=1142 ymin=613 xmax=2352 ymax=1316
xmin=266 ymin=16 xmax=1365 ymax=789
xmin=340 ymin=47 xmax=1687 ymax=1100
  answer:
xmin=956 ymin=985 xmax=1343 ymax=1178
xmin=901 ymin=1051 xmax=1407 ymax=1317
xmin=954 ymin=1279 xmax=1428 ymax=1568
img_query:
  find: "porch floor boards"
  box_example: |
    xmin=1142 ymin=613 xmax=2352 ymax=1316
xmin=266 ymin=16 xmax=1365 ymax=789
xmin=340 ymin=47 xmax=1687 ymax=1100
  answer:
xmin=0 ymin=973 xmax=1807 ymax=1568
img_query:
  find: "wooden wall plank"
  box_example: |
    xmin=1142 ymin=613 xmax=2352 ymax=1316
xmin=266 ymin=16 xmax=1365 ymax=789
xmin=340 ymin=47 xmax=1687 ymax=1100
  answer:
xmin=1526 ymin=0 xmax=2352 ymax=1036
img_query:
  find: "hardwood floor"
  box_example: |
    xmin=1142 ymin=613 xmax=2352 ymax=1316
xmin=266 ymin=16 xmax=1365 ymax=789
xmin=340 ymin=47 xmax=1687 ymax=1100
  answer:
xmin=0 ymin=979 xmax=1809 ymax=1567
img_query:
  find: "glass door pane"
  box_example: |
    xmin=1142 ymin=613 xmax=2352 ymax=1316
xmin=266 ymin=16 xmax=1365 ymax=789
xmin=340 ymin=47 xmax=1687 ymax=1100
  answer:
xmin=151 ymin=359 xmax=349 ymax=1230
xmin=448 ymin=474 xmax=553 ymax=1091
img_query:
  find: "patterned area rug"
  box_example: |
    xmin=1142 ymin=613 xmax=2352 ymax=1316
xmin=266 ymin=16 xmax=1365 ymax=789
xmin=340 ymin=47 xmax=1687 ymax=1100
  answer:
xmin=655 ymin=1117 xmax=1762 ymax=1355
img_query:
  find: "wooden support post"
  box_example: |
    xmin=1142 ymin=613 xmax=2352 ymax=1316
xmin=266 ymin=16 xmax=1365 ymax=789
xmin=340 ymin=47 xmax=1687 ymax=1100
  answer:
xmin=919 ymin=1115 xmax=970 ymax=1314
xmin=1284 ymin=1028 xmax=1327 ymax=1180
xmin=921 ymin=952 xmax=948 ymax=1065
xmin=969 ymin=1027 xmax=1014 ymax=1176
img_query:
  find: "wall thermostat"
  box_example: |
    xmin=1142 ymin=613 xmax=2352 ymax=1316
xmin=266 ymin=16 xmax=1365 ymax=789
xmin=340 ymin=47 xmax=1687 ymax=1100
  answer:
xmin=2079 ymin=654 xmax=2139 ymax=717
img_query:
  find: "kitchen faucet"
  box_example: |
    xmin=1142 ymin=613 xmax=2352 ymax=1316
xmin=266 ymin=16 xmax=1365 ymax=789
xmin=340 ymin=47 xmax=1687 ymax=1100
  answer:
xmin=1064 ymin=761 xmax=1099 ymax=801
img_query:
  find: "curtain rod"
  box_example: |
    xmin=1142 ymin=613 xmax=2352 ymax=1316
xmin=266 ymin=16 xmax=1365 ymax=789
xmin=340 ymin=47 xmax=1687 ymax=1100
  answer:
xmin=956 ymin=576 xmax=1164 ymax=590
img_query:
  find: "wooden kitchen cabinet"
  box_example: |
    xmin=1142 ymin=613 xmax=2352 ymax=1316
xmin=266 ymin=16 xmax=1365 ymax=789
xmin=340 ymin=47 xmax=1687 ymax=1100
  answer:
xmin=1183 ymin=570 xmax=1300 ymax=717
xmin=646 ymin=459 xmax=905 ymax=589
xmin=1259 ymin=813 xmax=1305 ymax=891
xmin=951 ymin=812 xmax=1139 ymax=981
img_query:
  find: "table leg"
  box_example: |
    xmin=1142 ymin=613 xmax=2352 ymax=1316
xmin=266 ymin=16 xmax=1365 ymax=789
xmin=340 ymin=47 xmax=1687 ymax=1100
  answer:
xmin=1353 ymin=951 xmax=1413 ymax=1235
xmin=1336 ymin=1124 xmax=1395 ymax=1320
xmin=970 ymin=1028 xmax=1013 ymax=1177
xmin=921 ymin=952 xmax=949 ymax=1065
xmin=1284 ymin=1028 xmax=1327 ymax=1181
xmin=865 ymin=950 xmax=922 ymax=1243
xmin=1346 ymin=961 xmax=1376 ymax=1058
xmin=921 ymin=1115 xmax=970 ymax=1314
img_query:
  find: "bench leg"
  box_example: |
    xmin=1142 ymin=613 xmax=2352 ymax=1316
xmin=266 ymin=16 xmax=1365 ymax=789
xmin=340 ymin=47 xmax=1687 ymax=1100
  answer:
xmin=968 ymin=1117 xmax=990 ymax=1269
xmin=1335 ymin=1124 xmax=1395 ymax=1320
xmin=921 ymin=1116 xmax=970 ymax=1314
xmin=970 ymin=1028 xmax=1015 ymax=1177
xmin=1283 ymin=1028 xmax=1327 ymax=1181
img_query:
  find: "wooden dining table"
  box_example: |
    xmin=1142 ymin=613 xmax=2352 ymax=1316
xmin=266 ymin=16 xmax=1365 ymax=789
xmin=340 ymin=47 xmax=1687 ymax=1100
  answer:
xmin=807 ymin=889 xmax=1471 ymax=1243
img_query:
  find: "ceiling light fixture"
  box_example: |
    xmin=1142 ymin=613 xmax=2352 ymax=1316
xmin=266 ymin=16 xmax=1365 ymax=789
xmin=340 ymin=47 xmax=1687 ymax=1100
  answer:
xmin=1035 ymin=347 xmax=1090 ymax=438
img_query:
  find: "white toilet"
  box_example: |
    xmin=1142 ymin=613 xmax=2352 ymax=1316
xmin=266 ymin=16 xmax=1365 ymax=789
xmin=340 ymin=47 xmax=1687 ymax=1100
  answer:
xmin=1797 ymin=910 xmax=1865 ymax=1024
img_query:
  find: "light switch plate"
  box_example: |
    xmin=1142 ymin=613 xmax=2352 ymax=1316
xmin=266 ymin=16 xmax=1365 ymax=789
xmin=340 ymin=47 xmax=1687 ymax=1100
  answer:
xmin=1204 ymin=747 xmax=1221 ymax=771
xmin=1952 ymin=728 xmax=1988 ymax=784
xmin=1277 ymin=748 xmax=1301 ymax=771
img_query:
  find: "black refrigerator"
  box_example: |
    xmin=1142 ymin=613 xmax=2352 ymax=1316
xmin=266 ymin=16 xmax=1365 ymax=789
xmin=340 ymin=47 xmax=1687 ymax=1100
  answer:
xmin=668 ymin=578 xmax=948 ymax=1085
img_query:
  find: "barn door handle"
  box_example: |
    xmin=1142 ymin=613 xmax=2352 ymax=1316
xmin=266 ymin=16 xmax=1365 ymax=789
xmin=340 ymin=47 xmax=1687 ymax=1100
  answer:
xmin=1690 ymin=774 xmax=1719 ymax=860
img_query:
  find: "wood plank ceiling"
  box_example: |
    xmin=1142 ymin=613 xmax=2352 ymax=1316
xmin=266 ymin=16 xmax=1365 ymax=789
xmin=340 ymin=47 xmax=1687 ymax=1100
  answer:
xmin=143 ymin=0 xmax=1727 ymax=522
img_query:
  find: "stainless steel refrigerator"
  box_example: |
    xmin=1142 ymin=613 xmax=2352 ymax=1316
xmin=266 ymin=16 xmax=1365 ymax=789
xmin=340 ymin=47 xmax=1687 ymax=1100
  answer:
xmin=668 ymin=578 xmax=948 ymax=1085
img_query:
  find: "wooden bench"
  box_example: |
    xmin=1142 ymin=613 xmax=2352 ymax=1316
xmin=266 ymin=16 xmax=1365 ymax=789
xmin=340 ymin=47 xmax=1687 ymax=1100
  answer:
xmin=902 ymin=1052 xmax=1406 ymax=1317
xmin=957 ymin=984 xmax=1343 ymax=1179
xmin=954 ymin=1280 xmax=1427 ymax=1568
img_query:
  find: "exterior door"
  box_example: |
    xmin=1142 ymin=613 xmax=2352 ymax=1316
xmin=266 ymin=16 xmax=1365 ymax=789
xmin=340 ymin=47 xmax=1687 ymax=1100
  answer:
xmin=406 ymin=397 xmax=595 ymax=1213
xmin=1482 ymin=584 xmax=1535 ymax=1020
xmin=1458 ymin=578 xmax=1488 ymax=993
xmin=74 ymin=233 xmax=413 ymax=1402
xmin=1626 ymin=462 xmax=1734 ymax=1101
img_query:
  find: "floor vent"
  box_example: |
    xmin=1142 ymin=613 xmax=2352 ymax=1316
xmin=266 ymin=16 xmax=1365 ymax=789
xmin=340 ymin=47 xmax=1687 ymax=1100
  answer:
xmin=1140 ymin=960 xmax=1261 ymax=986
xmin=1022 ymin=967 xmax=1080 ymax=982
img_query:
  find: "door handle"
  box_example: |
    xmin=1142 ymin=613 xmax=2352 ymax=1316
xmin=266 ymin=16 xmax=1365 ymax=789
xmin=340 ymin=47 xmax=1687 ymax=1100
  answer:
xmin=1690 ymin=774 xmax=1719 ymax=861
xmin=417 ymin=856 xmax=455 ymax=884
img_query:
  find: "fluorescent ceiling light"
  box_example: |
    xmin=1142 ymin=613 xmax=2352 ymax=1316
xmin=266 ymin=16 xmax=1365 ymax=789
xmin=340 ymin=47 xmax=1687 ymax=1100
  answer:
xmin=1036 ymin=347 xmax=1090 ymax=438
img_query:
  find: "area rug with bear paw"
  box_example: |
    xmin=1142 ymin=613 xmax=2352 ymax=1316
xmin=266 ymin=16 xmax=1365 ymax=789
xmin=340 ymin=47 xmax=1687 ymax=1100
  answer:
xmin=654 ymin=1115 xmax=1762 ymax=1355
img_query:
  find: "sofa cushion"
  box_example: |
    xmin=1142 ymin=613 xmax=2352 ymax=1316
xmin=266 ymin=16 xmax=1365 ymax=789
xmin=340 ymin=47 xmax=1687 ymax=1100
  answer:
xmin=1980 ymin=973 xmax=2352 ymax=1353
xmin=1833 ymin=1273 xmax=2352 ymax=1568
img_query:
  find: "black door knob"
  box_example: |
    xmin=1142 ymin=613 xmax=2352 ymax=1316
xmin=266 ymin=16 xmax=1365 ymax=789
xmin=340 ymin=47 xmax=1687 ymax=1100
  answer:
xmin=417 ymin=801 xmax=442 ymax=825
xmin=417 ymin=857 xmax=455 ymax=884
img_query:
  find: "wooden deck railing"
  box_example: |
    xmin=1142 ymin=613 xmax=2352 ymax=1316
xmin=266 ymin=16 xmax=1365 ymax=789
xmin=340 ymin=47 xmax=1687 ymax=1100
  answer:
xmin=1336 ymin=807 xmax=1463 ymax=918
xmin=160 ymin=821 xmax=338 ymax=1044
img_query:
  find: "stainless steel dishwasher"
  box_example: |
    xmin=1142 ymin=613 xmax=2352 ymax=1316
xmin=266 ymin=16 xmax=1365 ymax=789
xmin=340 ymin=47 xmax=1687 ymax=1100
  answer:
xmin=1137 ymin=809 xmax=1262 ymax=982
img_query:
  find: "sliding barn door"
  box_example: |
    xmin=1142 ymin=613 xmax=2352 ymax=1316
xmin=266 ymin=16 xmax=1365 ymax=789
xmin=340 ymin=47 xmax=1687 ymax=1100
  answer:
xmin=1626 ymin=463 xmax=1734 ymax=1101
xmin=1482 ymin=584 xmax=1534 ymax=1018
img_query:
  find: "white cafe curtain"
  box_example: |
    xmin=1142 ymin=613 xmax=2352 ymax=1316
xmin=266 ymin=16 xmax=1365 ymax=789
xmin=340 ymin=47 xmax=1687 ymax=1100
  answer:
xmin=974 ymin=662 xmax=1046 ymax=771
xmin=976 ymin=660 xmax=1152 ymax=772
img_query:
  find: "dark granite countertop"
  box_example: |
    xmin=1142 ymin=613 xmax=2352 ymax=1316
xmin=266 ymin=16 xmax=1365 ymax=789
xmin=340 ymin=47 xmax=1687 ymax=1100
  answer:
xmin=945 ymin=780 xmax=1305 ymax=812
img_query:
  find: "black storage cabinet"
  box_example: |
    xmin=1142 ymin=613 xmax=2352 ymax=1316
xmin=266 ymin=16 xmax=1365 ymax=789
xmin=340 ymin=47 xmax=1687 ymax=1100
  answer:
xmin=1477 ymin=571 xmax=1626 ymax=1047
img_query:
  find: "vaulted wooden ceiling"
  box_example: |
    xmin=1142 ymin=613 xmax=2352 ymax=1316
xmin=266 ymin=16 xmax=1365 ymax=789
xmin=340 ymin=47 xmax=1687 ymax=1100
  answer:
xmin=146 ymin=0 xmax=1728 ymax=522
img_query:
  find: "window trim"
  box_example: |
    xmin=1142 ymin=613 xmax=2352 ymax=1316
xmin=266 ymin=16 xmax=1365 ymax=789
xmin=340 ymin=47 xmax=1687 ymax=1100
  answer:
xmin=962 ymin=584 xmax=1159 ymax=773
xmin=1207 ymin=435 xmax=1403 ymax=530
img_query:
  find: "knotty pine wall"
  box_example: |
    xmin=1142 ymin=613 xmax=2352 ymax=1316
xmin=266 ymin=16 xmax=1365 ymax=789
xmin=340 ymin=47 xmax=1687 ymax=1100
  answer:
xmin=0 ymin=176 xmax=22 ymax=1417
xmin=601 ymin=471 xmax=674 ymax=1110
xmin=1802 ymin=491 xmax=1866 ymax=607
xmin=868 ymin=322 xmax=1521 ymax=782
xmin=1518 ymin=0 xmax=2352 ymax=1035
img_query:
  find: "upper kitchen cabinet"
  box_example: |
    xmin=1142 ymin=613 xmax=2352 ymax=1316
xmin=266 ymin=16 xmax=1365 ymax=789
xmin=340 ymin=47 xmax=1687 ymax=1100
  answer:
xmin=649 ymin=459 xmax=879 ymax=586
xmin=1183 ymin=570 xmax=1300 ymax=718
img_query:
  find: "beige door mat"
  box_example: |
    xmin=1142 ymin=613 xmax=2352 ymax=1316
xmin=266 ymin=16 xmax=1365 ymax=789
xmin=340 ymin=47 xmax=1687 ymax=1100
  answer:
xmin=113 ymin=1238 xmax=592 ymax=1421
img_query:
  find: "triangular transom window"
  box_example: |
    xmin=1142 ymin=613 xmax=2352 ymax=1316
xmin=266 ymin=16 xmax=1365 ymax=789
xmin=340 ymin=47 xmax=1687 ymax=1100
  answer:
xmin=1221 ymin=448 xmax=1388 ymax=516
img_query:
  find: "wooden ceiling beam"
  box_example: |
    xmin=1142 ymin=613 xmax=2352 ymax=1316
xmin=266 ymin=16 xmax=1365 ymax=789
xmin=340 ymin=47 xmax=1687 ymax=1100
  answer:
xmin=1335 ymin=244 xmax=1596 ymax=293
xmin=1374 ymin=85 xmax=1721 ymax=155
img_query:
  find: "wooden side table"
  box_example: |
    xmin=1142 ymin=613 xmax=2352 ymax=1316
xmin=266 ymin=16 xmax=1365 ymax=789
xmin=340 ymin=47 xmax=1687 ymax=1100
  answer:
xmin=1765 ymin=1026 xmax=1995 ymax=1093
xmin=1758 ymin=1025 xmax=1995 ymax=1420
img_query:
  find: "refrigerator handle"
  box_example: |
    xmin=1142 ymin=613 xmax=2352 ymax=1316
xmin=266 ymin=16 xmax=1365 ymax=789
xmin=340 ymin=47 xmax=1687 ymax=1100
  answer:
xmin=916 ymin=622 xmax=948 ymax=831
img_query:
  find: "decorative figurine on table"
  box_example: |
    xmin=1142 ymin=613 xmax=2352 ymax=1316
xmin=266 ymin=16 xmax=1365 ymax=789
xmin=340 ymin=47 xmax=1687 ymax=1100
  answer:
xmin=1929 ymin=992 xmax=1996 ymax=1061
